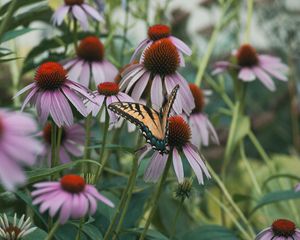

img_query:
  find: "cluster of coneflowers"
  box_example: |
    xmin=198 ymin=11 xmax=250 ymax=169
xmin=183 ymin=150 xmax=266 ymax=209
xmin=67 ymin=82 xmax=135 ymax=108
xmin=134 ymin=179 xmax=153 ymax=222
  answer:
xmin=0 ymin=0 xmax=296 ymax=239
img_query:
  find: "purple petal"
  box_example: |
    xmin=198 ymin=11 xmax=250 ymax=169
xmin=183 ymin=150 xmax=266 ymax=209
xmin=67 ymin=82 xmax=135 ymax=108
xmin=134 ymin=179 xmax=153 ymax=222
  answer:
xmin=144 ymin=152 xmax=168 ymax=182
xmin=21 ymin=87 xmax=38 ymax=111
xmin=72 ymin=6 xmax=89 ymax=31
xmin=62 ymin=86 xmax=87 ymax=117
xmin=68 ymin=60 xmax=83 ymax=82
xmin=64 ymin=58 xmax=78 ymax=69
xmin=252 ymin=67 xmax=276 ymax=91
xmin=125 ymin=69 xmax=147 ymax=93
xmin=131 ymin=72 xmax=150 ymax=100
xmin=14 ymin=83 xmax=36 ymax=98
xmin=151 ymin=75 xmax=163 ymax=111
xmin=172 ymin=148 xmax=184 ymax=183
xmin=81 ymin=4 xmax=104 ymax=22
xmin=39 ymin=91 xmax=52 ymax=124
xmin=238 ymin=68 xmax=255 ymax=81
xmin=59 ymin=194 xmax=72 ymax=223
xmin=101 ymin=60 xmax=118 ymax=82
xmin=79 ymin=62 xmax=90 ymax=87
xmin=52 ymin=5 xmax=69 ymax=25
xmin=170 ymin=36 xmax=192 ymax=56
xmin=92 ymin=62 xmax=105 ymax=85
xmin=130 ymin=39 xmax=148 ymax=62
xmin=260 ymin=63 xmax=288 ymax=81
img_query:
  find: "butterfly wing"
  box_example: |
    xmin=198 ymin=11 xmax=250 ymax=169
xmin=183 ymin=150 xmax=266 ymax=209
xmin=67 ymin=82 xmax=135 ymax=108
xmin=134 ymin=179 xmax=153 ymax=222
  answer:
xmin=161 ymin=84 xmax=180 ymax=136
xmin=108 ymin=102 xmax=167 ymax=153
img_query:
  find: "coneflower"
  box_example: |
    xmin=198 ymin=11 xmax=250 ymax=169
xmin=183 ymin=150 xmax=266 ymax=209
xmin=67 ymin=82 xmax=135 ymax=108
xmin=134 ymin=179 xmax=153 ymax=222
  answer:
xmin=138 ymin=116 xmax=210 ymax=184
xmin=120 ymin=39 xmax=195 ymax=115
xmin=15 ymin=62 xmax=94 ymax=127
xmin=32 ymin=174 xmax=114 ymax=224
xmin=131 ymin=24 xmax=191 ymax=65
xmin=64 ymin=36 xmax=118 ymax=87
xmin=213 ymin=44 xmax=288 ymax=91
xmin=188 ymin=83 xmax=219 ymax=147
xmin=52 ymin=0 xmax=103 ymax=31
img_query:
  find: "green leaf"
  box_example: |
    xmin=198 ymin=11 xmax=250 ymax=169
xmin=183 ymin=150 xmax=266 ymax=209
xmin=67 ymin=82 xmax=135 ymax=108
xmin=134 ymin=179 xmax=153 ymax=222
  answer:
xmin=124 ymin=228 xmax=168 ymax=240
xmin=250 ymin=190 xmax=300 ymax=215
xmin=262 ymin=174 xmax=300 ymax=190
xmin=81 ymin=224 xmax=103 ymax=240
xmin=26 ymin=159 xmax=102 ymax=184
xmin=88 ymin=144 xmax=136 ymax=154
xmin=15 ymin=191 xmax=47 ymax=227
xmin=1 ymin=28 xmax=38 ymax=43
xmin=0 ymin=0 xmax=47 ymax=16
xmin=178 ymin=225 xmax=238 ymax=240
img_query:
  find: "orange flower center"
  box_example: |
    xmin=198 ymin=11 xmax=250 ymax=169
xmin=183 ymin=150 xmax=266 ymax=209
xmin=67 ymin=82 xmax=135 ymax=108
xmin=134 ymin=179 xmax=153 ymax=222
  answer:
xmin=148 ymin=24 xmax=171 ymax=41
xmin=77 ymin=36 xmax=104 ymax=62
xmin=60 ymin=175 xmax=86 ymax=193
xmin=143 ymin=39 xmax=179 ymax=76
xmin=189 ymin=83 xmax=205 ymax=113
xmin=3 ymin=226 xmax=21 ymax=240
xmin=97 ymin=82 xmax=119 ymax=96
xmin=43 ymin=123 xmax=66 ymax=144
xmin=35 ymin=62 xmax=67 ymax=90
xmin=64 ymin=0 xmax=84 ymax=5
xmin=272 ymin=219 xmax=296 ymax=237
xmin=168 ymin=116 xmax=191 ymax=149
xmin=236 ymin=44 xmax=259 ymax=67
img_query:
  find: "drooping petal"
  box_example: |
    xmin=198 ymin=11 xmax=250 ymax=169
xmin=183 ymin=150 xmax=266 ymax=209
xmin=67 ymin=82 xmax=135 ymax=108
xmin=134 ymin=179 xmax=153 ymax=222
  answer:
xmin=151 ymin=75 xmax=163 ymax=111
xmin=252 ymin=67 xmax=276 ymax=91
xmin=72 ymin=6 xmax=89 ymax=31
xmin=130 ymin=39 xmax=149 ymax=62
xmin=172 ymin=148 xmax=184 ymax=183
xmin=170 ymin=36 xmax=192 ymax=56
xmin=238 ymin=67 xmax=256 ymax=81
xmin=144 ymin=152 xmax=167 ymax=182
xmin=52 ymin=5 xmax=69 ymax=25
xmin=81 ymin=4 xmax=104 ymax=22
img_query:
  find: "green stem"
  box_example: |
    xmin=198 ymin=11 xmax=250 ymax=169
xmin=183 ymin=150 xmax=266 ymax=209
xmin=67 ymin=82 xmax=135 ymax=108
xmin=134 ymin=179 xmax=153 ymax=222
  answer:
xmin=239 ymin=142 xmax=261 ymax=194
xmin=55 ymin=127 xmax=63 ymax=166
xmin=112 ymin=157 xmax=139 ymax=240
xmin=169 ymin=198 xmax=184 ymax=239
xmin=103 ymin=157 xmax=139 ymax=240
xmin=95 ymin=108 xmax=110 ymax=181
xmin=120 ymin=0 xmax=130 ymax=65
xmin=139 ymin=153 xmax=173 ymax=240
xmin=0 ymin=0 xmax=18 ymax=41
xmin=248 ymin=131 xmax=273 ymax=169
xmin=206 ymin=163 xmax=256 ymax=238
xmin=72 ymin=18 xmax=78 ymax=50
xmin=44 ymin=220 xmax=60 ymax=240
xmin=206 ymin=191 xmax=252 ymax=240
xmin=75 ymin=218 xmax=84 ymax=240
xmin=194 ymin=4 xmax=224 ymax=86
xmin=83 ymin=114 xmax=92 ymax=173
xmin=244 ymin=0 xmax=254 ymax=43
xmin=221 ymin=101 xmax=240 ymax=180
xmin=50 ymin=121 xmax=57 ymax=177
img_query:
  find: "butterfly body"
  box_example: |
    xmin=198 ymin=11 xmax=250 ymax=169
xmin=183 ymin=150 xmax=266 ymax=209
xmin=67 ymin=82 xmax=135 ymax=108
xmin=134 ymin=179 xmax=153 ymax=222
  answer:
xmin=108 ymin=85 xmax=179 ymax=154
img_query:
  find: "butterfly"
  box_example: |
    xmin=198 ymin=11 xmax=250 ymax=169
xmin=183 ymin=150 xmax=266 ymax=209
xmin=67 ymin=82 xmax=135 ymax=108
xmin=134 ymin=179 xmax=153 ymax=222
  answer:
xmin=108 ymin=85 xmax=179 ymax=154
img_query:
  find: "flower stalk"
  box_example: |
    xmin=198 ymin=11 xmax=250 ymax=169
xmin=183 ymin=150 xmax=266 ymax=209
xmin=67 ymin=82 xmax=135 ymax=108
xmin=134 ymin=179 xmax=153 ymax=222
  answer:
xmin=139 ymin=152 xmax=173 ymax=240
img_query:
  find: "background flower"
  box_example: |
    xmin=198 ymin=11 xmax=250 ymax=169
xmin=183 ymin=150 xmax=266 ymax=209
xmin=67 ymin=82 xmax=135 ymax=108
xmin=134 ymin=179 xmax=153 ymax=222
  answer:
xmin=32 ymin=174 xmax=114 ymax=224
xmin=213 ymin=44 xmax=288 ymax=91
xmin=0 ymin=110 xmax=41 ymax=190
xmin=52 ymin=0 xmax=103 ymax=31
xmin=64 ymin=36 xmax=118 ymax=87
xmin=40 ymin=122 xmax=85 ymax=164
xmin=15 ymin=62 xmax=94 ymax=127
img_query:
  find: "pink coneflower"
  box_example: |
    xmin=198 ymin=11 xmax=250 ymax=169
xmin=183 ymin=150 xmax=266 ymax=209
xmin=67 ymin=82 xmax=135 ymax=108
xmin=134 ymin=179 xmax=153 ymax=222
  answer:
xmin=64 ymin=36 xmax=118 ymax=87
xmin=139 ymin=116 xmax=210 ymax=184
xmin=131 ymin=24 xmax=192 ymax=65
xmin=0 ymin=213 xmax=37 ymax=240
xmin=188 ymin=83 xmax=219 ymax=147
xmin=213 ymin=44 xmax=288 ymax=91
xmin=15 ymin=62 xmax=94 ymax=127
xmin=52 ymin=0 xmax=103 ymax=31
xmin=120 ymin=39 xmax=195 ymax=115
xmin=32 ymin=174 xmax=114 ymax=224
xmin=0 ymin=110 xmax=41 ymax=190
xmin=255 ymin=219 xmax=300 ymax=240
xmin=86 ymin=82 xmax=134 ymax=125
xmin=40 ymin=122 xmax=85 ymax=164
